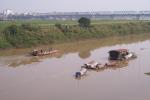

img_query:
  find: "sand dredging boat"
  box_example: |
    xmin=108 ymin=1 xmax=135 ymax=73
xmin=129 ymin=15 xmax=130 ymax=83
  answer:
xmin=75 ymin=60 xmax=122 ymax=78
xmin=75 ymin=49 xmax=137 ymax=78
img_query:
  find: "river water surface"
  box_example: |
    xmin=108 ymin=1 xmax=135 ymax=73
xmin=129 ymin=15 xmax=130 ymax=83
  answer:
xmin=0 ymin=34 xmax=150 ymax=100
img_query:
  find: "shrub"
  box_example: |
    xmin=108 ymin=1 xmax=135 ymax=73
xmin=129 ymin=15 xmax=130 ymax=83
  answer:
xmin=0 ymin=34 xmax=11 ymax=48
xmin=78 ymin=17 xmax=91 ymax=27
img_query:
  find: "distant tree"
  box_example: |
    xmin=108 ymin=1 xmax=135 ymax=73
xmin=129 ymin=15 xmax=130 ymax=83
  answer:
xmin=78 ymin=17 xmax=91 ymax=27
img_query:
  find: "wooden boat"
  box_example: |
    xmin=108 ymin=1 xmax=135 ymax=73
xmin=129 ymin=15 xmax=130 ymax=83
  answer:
xmin=31 ymin=49 xmax=59 ymax=56
xmin=83 ymin=60 xmax=128 ymax=70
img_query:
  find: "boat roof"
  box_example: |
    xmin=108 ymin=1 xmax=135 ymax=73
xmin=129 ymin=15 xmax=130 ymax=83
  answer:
xmin=109 ymin=49 xmax=128 ymax=53
xmin=116 ymin=49 xmax=128 ymax=52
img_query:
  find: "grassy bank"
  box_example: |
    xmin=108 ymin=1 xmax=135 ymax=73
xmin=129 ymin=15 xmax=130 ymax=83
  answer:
xmin=0 ymin=20 xmax=150 ymax=49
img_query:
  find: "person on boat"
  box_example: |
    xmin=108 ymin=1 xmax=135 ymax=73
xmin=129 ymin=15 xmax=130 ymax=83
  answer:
xmin=40 ymin=49 xmax=43 ymax=53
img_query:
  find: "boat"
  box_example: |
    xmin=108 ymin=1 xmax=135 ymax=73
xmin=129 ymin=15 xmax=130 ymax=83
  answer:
xmin=108 ymin=49 xmax=137 ymax=60
xmin=75 ymin=67 xmax=87 ymax=78
xmin=31 ymin=49 xmax=59 ymax=56
xmin=83 ymin=61 xmax=121 ymax=70
xmin=75 ymin=60 xmax=129 ymax=79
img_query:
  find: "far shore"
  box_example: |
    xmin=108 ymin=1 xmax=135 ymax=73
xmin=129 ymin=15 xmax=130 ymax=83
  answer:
xmin=0 ymin=20 xmax=150 ymax=49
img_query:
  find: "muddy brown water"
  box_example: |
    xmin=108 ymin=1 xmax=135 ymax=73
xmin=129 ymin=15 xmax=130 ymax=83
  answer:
xmin=0 ymin=34 xmax=150 ymax=100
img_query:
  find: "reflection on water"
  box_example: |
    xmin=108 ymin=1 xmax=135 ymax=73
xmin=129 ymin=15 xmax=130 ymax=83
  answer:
xmin=1 ymin=33 xmax=150 ymax=100
xmin=78 ymin=50 xmax=91 ymax=59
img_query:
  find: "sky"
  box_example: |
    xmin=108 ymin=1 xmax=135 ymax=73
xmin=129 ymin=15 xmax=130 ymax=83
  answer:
xmin=1 ymin=0 xmax=150 ymax=13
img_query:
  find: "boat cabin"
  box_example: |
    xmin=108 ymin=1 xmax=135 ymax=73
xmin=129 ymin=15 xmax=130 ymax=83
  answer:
xmin=108 ymin=49 xmax=129 ymax=60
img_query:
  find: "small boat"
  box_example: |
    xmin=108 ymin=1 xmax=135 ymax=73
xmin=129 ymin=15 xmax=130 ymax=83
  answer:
xmin=31 ymin=49 xmax=59 ymax=56
xmin=75 ymin=68 xmax=87 ymax=78
xmin=108 ymin=49 xmax=137 ymax=60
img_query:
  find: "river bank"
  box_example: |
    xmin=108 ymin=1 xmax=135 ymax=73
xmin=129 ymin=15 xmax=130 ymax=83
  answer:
xmin=0 ymin=20 xmax=150 ymax=49
xmin=1 ymin=33 xmax=150 ymax=57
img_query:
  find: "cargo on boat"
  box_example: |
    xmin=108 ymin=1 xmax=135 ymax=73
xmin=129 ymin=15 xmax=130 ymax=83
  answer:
xmin=83 ymin=60 xmax=104 ymax=70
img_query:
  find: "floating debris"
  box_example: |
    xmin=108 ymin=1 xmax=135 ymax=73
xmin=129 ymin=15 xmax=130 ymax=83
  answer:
xmin=144 ymin=72 xmax=150 ymax=75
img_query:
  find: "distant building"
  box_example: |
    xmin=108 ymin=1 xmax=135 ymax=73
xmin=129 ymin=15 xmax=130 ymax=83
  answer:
xmin=3 ymin=9 xmax=14 ymax=16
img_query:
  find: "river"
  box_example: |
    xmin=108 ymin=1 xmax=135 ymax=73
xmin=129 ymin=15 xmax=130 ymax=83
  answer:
xmin=0 ymin=34 xmax=150 ymax=100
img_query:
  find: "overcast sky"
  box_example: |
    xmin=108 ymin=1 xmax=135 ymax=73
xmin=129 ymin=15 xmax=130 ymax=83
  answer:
xmin=1 ymin=0 xmax=150 ymax=13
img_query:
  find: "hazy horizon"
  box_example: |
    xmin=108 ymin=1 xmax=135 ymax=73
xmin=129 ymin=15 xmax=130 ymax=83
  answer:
xmin=1 ymin=0 xmax=150 ymax=13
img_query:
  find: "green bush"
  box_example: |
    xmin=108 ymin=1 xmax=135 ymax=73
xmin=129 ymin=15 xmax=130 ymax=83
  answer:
xmin=0 ymin=33 xmax=11 ymax=48
xmin=3 ymin=24 xmax=42 ymax=47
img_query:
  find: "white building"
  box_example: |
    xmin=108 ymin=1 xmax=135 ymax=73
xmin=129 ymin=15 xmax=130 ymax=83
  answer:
xmin=3 ymin=9 xmax=14 ymax=16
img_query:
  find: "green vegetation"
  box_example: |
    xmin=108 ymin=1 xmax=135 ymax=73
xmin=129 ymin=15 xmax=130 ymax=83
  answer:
xmin=3 ymin=24 xmax=42 ymax=48
xmin=0 ymin=20 xmax=150 ymax=49
xmin=0 ymin=33 xmax=12 ymax=48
